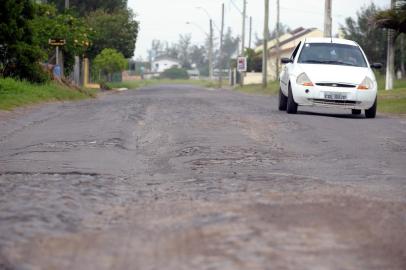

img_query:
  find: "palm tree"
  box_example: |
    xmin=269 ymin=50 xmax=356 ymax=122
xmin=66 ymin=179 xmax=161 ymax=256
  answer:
xmin=374 ymin=1 xmax=406 ymax=35
xmin=374 ymin=0 xmax=406 ymax=89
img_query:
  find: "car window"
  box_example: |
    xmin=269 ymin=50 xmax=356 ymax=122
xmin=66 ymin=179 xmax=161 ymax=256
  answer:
xmin=290 ymin=42 xmax=301 ymax=61
xmin=297 ymin=43 xmax=368 ymax=67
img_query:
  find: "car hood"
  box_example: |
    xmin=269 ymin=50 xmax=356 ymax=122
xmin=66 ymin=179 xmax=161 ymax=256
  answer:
xmin=297 ymin=64 xmax=371 ymax=85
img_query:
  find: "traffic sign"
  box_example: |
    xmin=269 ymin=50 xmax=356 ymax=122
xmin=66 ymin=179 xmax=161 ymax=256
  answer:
xmin=237 ymin=57 xmax=247 ymax=72
xmin=49 ymin=39 xmax=66 ymax=46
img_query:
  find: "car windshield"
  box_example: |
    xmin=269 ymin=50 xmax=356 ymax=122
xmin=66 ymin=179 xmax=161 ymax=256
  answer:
xmin=298 ymin=43 xmax=368 ymax=67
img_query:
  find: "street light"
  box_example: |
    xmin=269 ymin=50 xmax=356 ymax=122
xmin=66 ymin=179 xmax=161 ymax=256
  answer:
xmin=196 ymin=6 xmax=221 ymax=32
xmin=186 ymin=21 xmax=208 ymax=36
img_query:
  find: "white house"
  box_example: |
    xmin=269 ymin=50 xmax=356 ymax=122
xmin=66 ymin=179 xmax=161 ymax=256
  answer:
xmin=152 ymin=56 xmax=181 ymax=73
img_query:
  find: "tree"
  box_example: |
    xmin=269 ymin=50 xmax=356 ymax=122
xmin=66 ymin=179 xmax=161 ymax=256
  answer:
xmin=190 ymin=44 xmax=208 ymax=75
xmin=0 ymin=0 xmax=48 ymax=82
xmin=31 ymin=3 xmax=92 ymax=75
xmin=244 ymin=48 xmax=262 ymax=72
xmin=93 ymin=48 xmax=127 ymax=82
xmin=374 ymin=1 xmax=406 ymax=34
xmin=48 ymin=0 xmax=127 ymax=16
xmin=218 ymin=27 xmax=239 ymax=69
xmin=340 ymin=3 xmax=387 ymax=67
xmin=178 ymin=34 xmax=192 ymax=68
xmin=86 ymin=9 xmax=138 ymax=59
xmin=375 ymin=1 xmax=406 ymax=79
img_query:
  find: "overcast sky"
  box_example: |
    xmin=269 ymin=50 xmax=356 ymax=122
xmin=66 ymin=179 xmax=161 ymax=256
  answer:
xmin=127 ymin=0 xmax=389 ymax=59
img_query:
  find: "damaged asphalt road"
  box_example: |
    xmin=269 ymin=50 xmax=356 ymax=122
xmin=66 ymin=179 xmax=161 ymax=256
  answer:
xmin=0 ymin=84 xmax=405 ymax=270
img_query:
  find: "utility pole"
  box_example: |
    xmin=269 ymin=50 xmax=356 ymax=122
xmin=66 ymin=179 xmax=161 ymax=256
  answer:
xmin=401 ymin=34 xmax=405 ymax=77
xmin=219 ymin=3 xmax=225 ymax=88
xmin=385 ymin=0 xmax=396 ymax=90
xmin=249 ymin=16 xmax=252 ymax=49
xmin=275 ymin=0 xmax=280 ymax=80
xmin=262 ymin=0 xmax=269 ymax=88
xmin=209 ymin=19 xmax=214 ymax=80
xmin=240 ymin=0 xmax=247 ymax=86
xmin=324 ymin=0 xmax=332 ymax=37
xmin=65 ymin=0 xmax=69 ymax=9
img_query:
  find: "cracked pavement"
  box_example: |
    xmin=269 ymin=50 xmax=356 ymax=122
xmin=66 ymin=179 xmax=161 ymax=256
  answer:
xmin=0 ymin=84 xmax=406 ymax=269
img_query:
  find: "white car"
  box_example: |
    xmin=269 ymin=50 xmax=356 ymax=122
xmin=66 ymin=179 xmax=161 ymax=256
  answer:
xmin=279 ymin=38 xmax=382 ymax=118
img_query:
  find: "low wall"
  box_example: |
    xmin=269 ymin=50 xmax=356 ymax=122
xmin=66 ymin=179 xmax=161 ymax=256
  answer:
xmin=244 ymin=72 xmax=262 ymax=85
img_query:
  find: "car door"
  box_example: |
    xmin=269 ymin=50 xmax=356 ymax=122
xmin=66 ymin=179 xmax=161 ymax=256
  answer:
xmin=281 ymin=42 xmax=301 ymax=93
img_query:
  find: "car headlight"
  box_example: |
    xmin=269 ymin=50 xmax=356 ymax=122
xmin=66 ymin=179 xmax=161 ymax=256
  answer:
xmin=296 ymin=72 xmax=314 ymax=86
xmin=357 ymin=77 xmax=374 ymax=90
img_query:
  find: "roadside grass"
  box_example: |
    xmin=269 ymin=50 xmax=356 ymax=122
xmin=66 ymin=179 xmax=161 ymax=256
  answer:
xmin=107 ymin=79 xmax=218 ymax=90
xmin=0 ymin=77 xmax=95 ymax=111
xmin=378 ymin=88 xmax=406 ymax=114
xmin=234 ymin=80 xmax=279 ymax=96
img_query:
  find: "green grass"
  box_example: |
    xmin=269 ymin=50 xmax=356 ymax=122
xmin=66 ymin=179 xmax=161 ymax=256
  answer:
xmin=378 ymin=88 xmax=406 ymax=114
xmin=0 ymin=77 xmax=95 ymax=111
xmin=107 ymin=79 xmax=218 ymax=90
xmin=234 ymin=80 xmax=280 ymax=96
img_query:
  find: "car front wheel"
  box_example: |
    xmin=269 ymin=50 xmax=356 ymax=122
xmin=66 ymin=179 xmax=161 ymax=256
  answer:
xmin=278 ymin=88 xmax=287 ymax=111
xmin=365 ymin=98 xmax=377 ymax=118
xmin=286 ymin=84 xmax=298 ymax=114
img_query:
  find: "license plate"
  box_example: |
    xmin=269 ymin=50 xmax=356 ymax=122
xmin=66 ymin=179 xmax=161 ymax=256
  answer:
xmin=324 ymin=92 xmax=347 ymax=100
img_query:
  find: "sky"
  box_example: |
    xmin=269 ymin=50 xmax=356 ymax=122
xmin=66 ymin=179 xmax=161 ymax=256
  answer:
xmin=127 ymin=0 xmax=390 ymax=60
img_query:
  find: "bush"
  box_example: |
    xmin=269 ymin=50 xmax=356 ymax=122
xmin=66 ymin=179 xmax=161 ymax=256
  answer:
xmin=93 ymin=48 xmax=127 ymax=82
xmin=0 ymin=0 xmax=48 ymax=83
xmin=160 ymin=67 xmax=189 ymax=79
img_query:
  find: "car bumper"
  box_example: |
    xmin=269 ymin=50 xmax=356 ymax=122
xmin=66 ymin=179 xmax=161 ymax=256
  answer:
xmin=292 ymin=84 xmax=377 ymax=110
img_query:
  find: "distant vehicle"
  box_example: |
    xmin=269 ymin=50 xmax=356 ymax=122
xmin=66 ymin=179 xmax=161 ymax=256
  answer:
xmin=279 ymin=38 xmax=382 ymax=118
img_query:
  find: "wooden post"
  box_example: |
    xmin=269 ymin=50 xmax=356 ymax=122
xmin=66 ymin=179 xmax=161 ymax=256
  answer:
xmin=240 ymin=0 xmax=246 ymax=86
xmin=219 ymin=3 xmax=225 ymax=88
xmin=324 ymin=0 xmax=332 ymax=37
xmin=262 ymin=0 xmax=269 ymax=88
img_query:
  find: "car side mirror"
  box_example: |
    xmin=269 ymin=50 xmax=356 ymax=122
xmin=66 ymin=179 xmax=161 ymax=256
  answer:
xmin=370 ymin=63 xmax=382 ymax=69
xmin=281 ymin=58 xmax=293 ymax=64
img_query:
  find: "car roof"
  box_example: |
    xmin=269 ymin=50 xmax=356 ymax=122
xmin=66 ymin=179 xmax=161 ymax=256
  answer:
xmin=304 ymin=37 xmax=359 ymax=46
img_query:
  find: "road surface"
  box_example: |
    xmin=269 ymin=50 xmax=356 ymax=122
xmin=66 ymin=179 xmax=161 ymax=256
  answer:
xmin=0 ymin=84 xmax=405 ymax=270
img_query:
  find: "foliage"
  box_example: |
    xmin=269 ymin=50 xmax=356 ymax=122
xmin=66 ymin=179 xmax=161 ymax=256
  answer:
xmin=31 ymin=3 xmax=92 ymax=74
xmin=160 ymin=67 xmax=189 ymax=80
xmin=374 ymin=1 xmax=406 ymax=34
xmin=86 ymin=9 xmax=138 ymax=59
xmin=218 ymin=27 xmax=240 ymax=69
xmin=93 ymin=48 xmax=127 ymax=82
xmin=340 ymin=4 xmax=387 ymax=68
xmin=48 ymin=0 xmax=127 ymax=16
xmin=244 ymin=48 xmax=262 ymax=72
xmin=0 ymin=0 xmax=48 ymax=83
xmin=190 ymin=44 xmax=209 ymax=76
xmin=0 ymin=77 xmax=94 ymax=110
xmin=177 ymin=34 xmax=192 ymax=68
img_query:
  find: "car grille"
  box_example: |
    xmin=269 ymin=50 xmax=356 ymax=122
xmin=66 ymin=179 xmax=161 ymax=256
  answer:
xmin=309 ymin=99 xmax=359 ymax=106
xmin=316 ymin=83 xmax=356 ymax=88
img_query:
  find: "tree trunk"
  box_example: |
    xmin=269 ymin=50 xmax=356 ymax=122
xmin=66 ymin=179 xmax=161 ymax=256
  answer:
xmin=385 ymin=0 xmax=396 ymax=90
xmin=401 ymin=34 xmax=405 ymax=77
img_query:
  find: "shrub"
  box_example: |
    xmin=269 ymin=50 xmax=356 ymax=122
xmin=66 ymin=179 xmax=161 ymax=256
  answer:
xmin=93 ymin=48 xmax=127 ymax=82
xmin=160 ymin=67 xmax=189 ymax=79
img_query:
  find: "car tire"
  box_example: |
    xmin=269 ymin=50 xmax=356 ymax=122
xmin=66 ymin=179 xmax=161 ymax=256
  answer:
xmin=365 ymin=98 xmax=377 ymax=119
xmin=278 ymin=88 xmax=288 ymax=111
xmin=286 ymin=84 xmax=298 ymax=114
xmin=352 ymin=109 xmax=362 ymax=115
